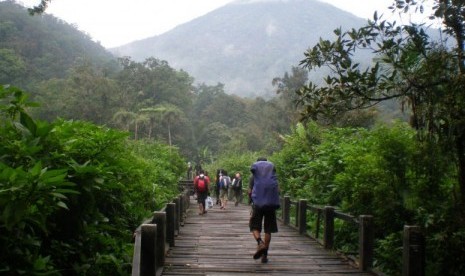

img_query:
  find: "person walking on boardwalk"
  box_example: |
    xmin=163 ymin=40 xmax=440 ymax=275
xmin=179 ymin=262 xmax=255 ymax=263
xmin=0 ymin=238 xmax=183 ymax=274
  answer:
xmin=219 ymin=171 xmax=231 ymax=210
xmin=214 ymin=169 xmax=223 ymax=205
xmin=194 ymin=170 xmax=210 ymax=215
xmin=231 ymin=172 xmax=243 ymax=206
xmin=249 ymin=157 xmax=280 ymax=263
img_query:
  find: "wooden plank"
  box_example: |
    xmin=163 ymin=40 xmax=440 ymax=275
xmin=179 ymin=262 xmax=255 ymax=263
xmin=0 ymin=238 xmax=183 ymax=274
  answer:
xmin=161 ymin=198 xmax=373 ymax=276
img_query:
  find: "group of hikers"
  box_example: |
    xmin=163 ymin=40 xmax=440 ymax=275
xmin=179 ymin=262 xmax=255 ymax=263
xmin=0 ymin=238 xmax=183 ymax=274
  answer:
xmin=191 ymin=157 xmax=280 ymax=264
xmin=192 ymin=169 xmax=243 ymax=214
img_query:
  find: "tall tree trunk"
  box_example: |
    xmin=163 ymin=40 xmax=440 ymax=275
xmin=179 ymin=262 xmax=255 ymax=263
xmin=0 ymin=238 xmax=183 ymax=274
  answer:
xmin=457 ymin=134 xmax=465 ymax=222
xmin=168 ymin=122 xmax=172 ymax=147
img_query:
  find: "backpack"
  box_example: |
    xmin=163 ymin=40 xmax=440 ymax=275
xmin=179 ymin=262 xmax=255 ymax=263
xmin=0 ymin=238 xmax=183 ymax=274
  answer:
xmin=231 ymin=178 xmax=241 ymax=190
xmin=196 ymin=176 xmax=207 ymax=192
xmin=251 ymin=161 xmax=280 ymax=209
xmin=221 ymin=176 xmax=231 ymax=190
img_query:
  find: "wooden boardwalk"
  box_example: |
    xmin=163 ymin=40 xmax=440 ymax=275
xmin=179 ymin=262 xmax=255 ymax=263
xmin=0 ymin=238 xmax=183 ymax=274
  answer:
xmin=161 ymin=198 xmax=373 ymax=276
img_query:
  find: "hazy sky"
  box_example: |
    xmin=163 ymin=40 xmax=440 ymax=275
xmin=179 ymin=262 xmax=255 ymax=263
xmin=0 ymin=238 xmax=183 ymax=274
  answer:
xmin=15 ymin=0 xmax=429 ymax=48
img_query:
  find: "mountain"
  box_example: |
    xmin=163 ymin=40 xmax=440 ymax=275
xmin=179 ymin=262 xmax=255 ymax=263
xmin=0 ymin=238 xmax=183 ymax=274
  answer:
xmin=111 ymin=0 xmax=367 ymax=97
xmin=0 ymin=1 xmax=116 ymax=88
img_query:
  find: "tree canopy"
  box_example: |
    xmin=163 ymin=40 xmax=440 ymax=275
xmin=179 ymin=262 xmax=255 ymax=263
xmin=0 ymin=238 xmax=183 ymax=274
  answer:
xmin=298 ymin=0 xmax=465 ymax=217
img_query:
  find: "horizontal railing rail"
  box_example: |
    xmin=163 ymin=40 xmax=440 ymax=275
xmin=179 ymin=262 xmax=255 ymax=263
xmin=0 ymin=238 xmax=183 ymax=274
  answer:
xmin=278 ymin=196 xmax=425 ymax=275
xmin=177 ymin=179 xmax=194 ymax=195
xmin=131 ymin=180 xmax=192 ymax=276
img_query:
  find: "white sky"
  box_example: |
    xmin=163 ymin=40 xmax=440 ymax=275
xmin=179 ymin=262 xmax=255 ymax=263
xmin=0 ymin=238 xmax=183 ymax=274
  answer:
xmin=14 ymin=0 xmax=433 ymax=48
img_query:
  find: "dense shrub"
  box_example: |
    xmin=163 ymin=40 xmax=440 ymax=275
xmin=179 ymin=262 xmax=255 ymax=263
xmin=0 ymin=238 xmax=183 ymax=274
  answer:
xmin=272 ymin=121 xmax=462 ymax=275
xmin=0 ymin=86 xmax=183 ymax=275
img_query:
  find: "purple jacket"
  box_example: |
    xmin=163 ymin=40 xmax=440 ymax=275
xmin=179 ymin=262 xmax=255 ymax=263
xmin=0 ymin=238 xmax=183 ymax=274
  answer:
xmin=251 ymin=161 xmax=280 ymax=209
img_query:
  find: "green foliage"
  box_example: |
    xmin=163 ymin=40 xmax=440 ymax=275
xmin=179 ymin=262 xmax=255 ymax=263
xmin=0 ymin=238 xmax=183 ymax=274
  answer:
xmin=272 ymin=121 xmax=463 ymax=274
xmin=0 ymin=1 xmax=117 ymax=88
xmin=293 ymin=3 xmax=465 ymax=273
xmin=0 ymin=86 xmax=182 ymax=275
xmin=298 ymin=0 xmax=465 ymax=219
xmin=0 ymin=48 xmax=26 ymax=83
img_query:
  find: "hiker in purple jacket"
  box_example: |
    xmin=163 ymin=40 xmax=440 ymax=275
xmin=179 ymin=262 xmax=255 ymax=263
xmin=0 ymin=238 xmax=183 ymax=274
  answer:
xmin=249 ymin=157 xmax=280 ymax=263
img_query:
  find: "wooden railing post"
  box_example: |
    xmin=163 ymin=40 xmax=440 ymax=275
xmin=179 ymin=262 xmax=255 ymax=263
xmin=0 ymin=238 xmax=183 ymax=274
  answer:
xmin=178 ymin=194 xmax=184 ymax=226
xmin=358 ymin=215 xmax=374 ymax=271
xmin=315 ymin=210 xmax=321 ymax=239
xmin=283 ymin=196 xmax=291 ymax=225
xmin=298 ymin=199 xmax=307 ymax=235
xmin=323 ymin=206 xmax=335 ymax=249
xmin=295 ymin=202 xmax=299 ymax=227
xmin=403 ymin=225 xmax=425 ymax=276
xmin=184 ymin=191 xmax=190 ymax=210
xmin=152 ymin=212 xmax=166 ymax=269
xmin=173 ymin=197 xmax=180 ymax=234
xmin=166 ymin=203 xmax=176 ymax=247
xmin=131 ymin=229 xmax=142 ymax=276
xmin=139 ymin=224 xmax=157 ymax=276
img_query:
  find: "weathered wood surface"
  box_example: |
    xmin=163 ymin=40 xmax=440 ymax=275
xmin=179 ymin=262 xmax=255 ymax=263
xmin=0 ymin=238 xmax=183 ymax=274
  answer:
xmin=161 ymin=198 xmax=373 ymax=276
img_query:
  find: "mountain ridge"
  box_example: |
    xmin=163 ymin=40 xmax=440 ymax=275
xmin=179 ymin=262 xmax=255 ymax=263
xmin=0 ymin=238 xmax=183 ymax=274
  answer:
xmin=113 ymin=0 xmax=368 ymax=97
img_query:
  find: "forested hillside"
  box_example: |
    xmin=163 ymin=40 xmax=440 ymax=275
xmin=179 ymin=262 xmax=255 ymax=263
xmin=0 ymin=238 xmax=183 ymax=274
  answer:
xmin=0 ymin=1 xmax=117 ymax=89
xmin=0 ymin=1 xmax=308 ymax=161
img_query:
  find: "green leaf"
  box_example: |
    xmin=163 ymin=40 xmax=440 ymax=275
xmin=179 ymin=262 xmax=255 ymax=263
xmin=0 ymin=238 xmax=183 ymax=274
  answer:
xmin=29 ymin=161 xmax=43 ymax=177
xmin=20 ymin=111 xmax=37 ymax=135
xmin=50 ymin=192 xmax=67 ymax=199
xmin=56 ymin=201 xmax=69 ymax=210
xmin=53 ymin=188 xmax=80 ymax=195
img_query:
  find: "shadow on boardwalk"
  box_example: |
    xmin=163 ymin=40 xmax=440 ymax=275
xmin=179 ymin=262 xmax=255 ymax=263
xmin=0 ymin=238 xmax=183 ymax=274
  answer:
xmin=162 ymin=197 xmax=373 ymax=276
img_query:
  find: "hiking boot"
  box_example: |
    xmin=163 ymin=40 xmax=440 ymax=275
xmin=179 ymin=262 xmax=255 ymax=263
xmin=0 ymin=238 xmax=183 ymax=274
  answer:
xmin=261 ymin=255 xmax=268 ymax=263
xmin=253 ymin=242 xmax=267 ymax=259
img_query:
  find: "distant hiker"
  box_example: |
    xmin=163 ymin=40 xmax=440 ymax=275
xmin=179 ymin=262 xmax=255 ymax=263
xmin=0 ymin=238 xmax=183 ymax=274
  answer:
xmin=249 ymin=157 xmax=280 ymax=263
xmin=219 ymin=171 xmax=231 ymax=210
xmin=227 ymin=172 xmax=235 ymax=201
xmin=187 ymin=161 xmax=193 ymax=180
xmin=195 ymin=161 xmax=203 ymax=176
xmin=215 ymin=169 xmax=223 ymax=205
xmin=231 ymin=172 xmax=243 ymax=206
xmin=194 ymin=170 xmax=210 ymax=215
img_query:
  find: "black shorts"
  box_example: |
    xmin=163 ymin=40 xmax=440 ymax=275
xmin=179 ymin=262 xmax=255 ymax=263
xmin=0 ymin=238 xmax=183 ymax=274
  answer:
xmin=197 ymin=191 xmax=208 ymax=204
xmin=249 ymin=206 xmax=278 ymax=233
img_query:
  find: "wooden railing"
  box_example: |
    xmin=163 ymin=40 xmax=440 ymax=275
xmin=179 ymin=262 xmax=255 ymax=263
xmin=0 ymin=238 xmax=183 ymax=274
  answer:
xmin=131 ymin=180 xmax=192 ymax=276
xmin=130 ymin=186 xmax=425 ymax=276
xmin=278 ymin=196 xmax=425 ymax=276
xmin=178 ymin=179 xmax=194 ymax=195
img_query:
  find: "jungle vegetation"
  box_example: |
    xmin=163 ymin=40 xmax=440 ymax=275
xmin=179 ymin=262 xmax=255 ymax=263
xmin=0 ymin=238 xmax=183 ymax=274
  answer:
xmin=1 ymin=0 xmax=464 ymax=275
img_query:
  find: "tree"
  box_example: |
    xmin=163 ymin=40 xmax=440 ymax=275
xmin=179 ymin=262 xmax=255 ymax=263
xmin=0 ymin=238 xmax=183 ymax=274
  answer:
xmin=28 ymin=0 xmax=51 ymax=14
xmin=133 ymin=113 xmax=149 ymax=140
xmin=33 ymin=60 xmax=118 ymax=124
xmin=0 ymin=48 xmax=25 ymax=84
xmin=155 ymin=103 xmax=185 ymax=147
xmin=297 ymin=0 xmax=465 ymax=217
xmin=272 ymin=66 xmax=308 ymax=124
xmin=139 ymin=107 xmax=161 ymax=140
xmin=112 ymin=110 xmax=136 ymax=132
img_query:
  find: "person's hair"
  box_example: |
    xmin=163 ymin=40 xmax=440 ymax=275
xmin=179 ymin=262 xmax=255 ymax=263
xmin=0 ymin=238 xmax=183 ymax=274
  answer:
xmin=256 ymin=157 xmax=267 ymax=161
